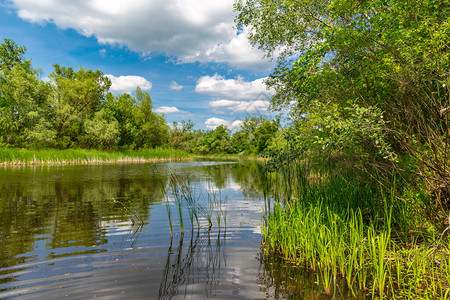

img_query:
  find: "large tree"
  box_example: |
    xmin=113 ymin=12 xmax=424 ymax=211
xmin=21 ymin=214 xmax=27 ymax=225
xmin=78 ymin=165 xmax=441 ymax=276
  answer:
xmin=49 ymin=64 xmax=111 ymax=148
xmin=0 ymin=39 xmax=53 ymax=148
xmin=103 ymin=88 xmax=169 ymax=149
xmin=235 ymin=0 xmax=450 ymax=207
xmin=169 ymin=120 xmax=196 ymax=151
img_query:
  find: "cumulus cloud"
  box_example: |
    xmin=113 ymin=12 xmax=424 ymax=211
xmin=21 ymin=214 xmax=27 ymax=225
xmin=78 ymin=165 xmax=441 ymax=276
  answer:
xmin=205 ymin=117 xmax=243 ymax=130
xmin=209 ymin=99 xmax=270 ymax=114
xmin=169 ymin=81 xmax=183 ymax=91
xmin=154 ymin=106 xmax=181 ymax=113
xmin=154 ymin=106 xmax=192 ymax=118
xmin=182 ymin=30 xmax=274 ymax=70
xmin=8 ymin=0 xmax=274 ymax=70
xmin=196 ymin=74 xmax=272 ymax=101
xmin=106 ymin=75 xmax=152 ymax=93
xmin=196 ymin=74 xmax=273 ymax=114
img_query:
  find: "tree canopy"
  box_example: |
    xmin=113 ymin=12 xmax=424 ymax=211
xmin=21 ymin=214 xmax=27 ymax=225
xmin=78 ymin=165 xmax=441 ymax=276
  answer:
xmin=0 ymin=39 xmax=171 ymax=150
xmin=235 ymin=0 xmax=450 ymax=208
xmin=0 ymin=38 xmax=280 ymax=154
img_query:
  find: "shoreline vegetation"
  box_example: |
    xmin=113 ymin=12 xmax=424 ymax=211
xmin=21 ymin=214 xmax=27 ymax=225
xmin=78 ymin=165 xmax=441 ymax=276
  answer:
xmin=261 ymin=161 xmax=450 ymax=298
xmin=0 ymin=148 xmax=192 ymax=166
xmin=193 ymin=153 xmax=264 ymax=160
xmin=0 ymin=148 xmax=265 ymax=167
xmin=0 ymin=38 xmax=280 ymax=159
xmin=234 ymin=0 xmax=450 ymax=298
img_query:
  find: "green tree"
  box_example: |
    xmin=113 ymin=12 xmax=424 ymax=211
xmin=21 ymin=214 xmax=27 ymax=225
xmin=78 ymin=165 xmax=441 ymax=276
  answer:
xmin=235 ymin=0 xmax=450 ymax=207
xmin=254 ymin=119 xmax=279 ymax=153
xmin=82 ymin=108 xmax=120 ymax=149
xmin=230 ymin=129 xmax=250 ymax=154
xmin=134 ymin=87 xmax=169 ymax=148
xmin=0 ymin=39 xmax=54 ymax=148
xmin=169 ymin=120 xmax=195 ymax=151
xmin=196 ymin=125 xmax=232 ymax=154
xmin=210 ymin=125 xmax=232 ymax=153
xmin=0 ymin=39 xmax=170 ymax=151
xmin=50 ymin=64 xmax=111 ymax=148
xmin=104 ymin=92 xmax=138 ymax=148
xmin=231 ymin=116 xmax=279 ymax=154
xmin=0 ymin=38 xmax=30 ymax=72
xmin=103 ymin=88 xmax=169 ymax=149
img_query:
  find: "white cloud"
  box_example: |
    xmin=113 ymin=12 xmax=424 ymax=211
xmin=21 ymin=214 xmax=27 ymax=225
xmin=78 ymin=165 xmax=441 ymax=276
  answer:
xmin=106 ymin=75 xmax=152 ymax=93
xmin=230 ymin=120 xmax=244 ymax=130
xmin=196 ymin=74 xmax=272 ymax=101
xmin=154 ymin=106 xmax=192 ymax=118
xmin=154 ymin=106 xmax=181 ymax=113
xmin=205 ymin=118 xmax=243 ymax=130
xmin=9 ymin=0 xmax=275 ymax=70
xmin=169 ymin=81 xmax=183 ymax=91
xmin=209 ymin=99 xmax=270 ymax=114
xmin=196 ymin=74 xmax=273 ymax=114
xmin=182 ymin=30 xmax=274 ymax=70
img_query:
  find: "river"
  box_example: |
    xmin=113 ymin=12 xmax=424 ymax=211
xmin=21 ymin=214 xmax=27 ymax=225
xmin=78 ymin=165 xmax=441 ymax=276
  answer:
xmin=0 ymin=160 xmax=353 ymax=299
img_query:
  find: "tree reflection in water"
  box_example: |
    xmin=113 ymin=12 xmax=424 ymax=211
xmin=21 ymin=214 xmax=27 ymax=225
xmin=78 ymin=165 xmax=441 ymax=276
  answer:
xmin=0 ymin=160 xmax=271 ymax=299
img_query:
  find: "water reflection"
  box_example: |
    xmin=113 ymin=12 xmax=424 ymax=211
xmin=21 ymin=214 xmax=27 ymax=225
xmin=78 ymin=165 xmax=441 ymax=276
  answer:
xmin=0 ymin=161 xmax=270 ymax=299
xmin=258 ymin=254 xmax=369 ymax=300
xmin=158 ymin=228 xmax=227 ymax=300
xmin=0 ymin=164 xmax=166 ymax=272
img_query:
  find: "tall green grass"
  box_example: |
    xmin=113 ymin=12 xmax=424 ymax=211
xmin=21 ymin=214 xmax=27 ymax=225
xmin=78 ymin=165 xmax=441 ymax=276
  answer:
xmin=262 ymin=162 xmax=450 ymax=298
xmin=0 ymin=148 xmax=191 ymax=166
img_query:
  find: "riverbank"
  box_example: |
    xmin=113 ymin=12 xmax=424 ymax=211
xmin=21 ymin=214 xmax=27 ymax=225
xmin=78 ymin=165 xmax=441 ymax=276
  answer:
xmin=0 ymin=148 xmax=192 ymax=166
xmin=262 ymin=163 xmax=450 ymax=299
xmin=193 ymin=153 xmax=265 ymax=160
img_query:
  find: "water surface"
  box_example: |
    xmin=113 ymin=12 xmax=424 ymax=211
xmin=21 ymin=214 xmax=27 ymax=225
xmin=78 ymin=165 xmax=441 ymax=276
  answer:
xmin=0 ymin=160 xmax=273 ymax=299
xmin=0 ymin=160 xmax=357 ymax=299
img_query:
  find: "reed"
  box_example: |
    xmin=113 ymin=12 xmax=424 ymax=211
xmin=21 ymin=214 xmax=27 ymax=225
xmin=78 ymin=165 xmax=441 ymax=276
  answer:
xmin=261 ymin=161 xmax=450 ymax=298
xmin=166 ymin=202 xmax=173 ymax=237
xmin=0 ymin=148 xmax=191 ymax=166
xmin=165 ymin=173 xmax=227 ymax=234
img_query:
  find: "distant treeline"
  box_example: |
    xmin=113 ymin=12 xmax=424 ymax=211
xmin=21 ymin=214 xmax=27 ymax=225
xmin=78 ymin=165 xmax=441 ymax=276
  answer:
xmin=0 ymin=38 xmax=279 ymax=155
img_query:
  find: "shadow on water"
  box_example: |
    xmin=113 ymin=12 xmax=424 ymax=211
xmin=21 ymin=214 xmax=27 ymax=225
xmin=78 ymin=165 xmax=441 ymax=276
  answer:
xmin=258 ymin=254 xmax=369 ymax=300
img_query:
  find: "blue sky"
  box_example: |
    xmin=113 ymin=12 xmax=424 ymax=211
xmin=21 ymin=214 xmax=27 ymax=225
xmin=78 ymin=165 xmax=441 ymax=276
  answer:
xmin=0 ymin=0 xmax=277 ymax=130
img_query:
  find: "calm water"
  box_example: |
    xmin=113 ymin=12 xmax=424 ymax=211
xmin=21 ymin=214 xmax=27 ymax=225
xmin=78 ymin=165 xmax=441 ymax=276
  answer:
xmin=0 ymin=160 xmax=350 ymax=299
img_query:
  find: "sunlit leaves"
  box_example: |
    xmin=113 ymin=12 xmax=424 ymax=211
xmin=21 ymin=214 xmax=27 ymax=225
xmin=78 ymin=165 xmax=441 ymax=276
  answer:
xmin=235 ymin=0 xmax=450 ymax=184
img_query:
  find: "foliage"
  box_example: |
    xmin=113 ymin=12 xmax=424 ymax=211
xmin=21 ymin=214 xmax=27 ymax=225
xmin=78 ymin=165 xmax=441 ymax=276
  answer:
xmin=0 ymin=38 xmax=279 ymax=158
xmin=169 ymin=120 xmax=195 ymax=151
xmin=82 ymin=108 xmax=120 ymax=149
xmin=231 ymin=116 xmax=279 ymax=154
xmin=0 ymin=147 xmax=190 ymax=165
xmin=0 ymin=38 xmax=171 ymax=152
xmin=0 ymin=40 xmax=53 ymax=148
xmin=0 ymin=38 xmax=29 ymax=72
xmin=196 ymin=125 xmax=232 ymax=154
xmin=49 ymin=64 xmax=111 ymax=147
xmin=235 ymin=0 xmax=450 ymax=213
xmin=234 ymin=1 xmax=450 ymax=296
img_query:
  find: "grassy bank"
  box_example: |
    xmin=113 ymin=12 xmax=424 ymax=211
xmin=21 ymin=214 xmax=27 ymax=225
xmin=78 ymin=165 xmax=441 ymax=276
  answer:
xmin=0 ymin=148 xmax=192 ymax=166
xmin=193 ymin=153 xmax=262 ymax=160
xmin=262 ymin=163 xmax=450 ymax=299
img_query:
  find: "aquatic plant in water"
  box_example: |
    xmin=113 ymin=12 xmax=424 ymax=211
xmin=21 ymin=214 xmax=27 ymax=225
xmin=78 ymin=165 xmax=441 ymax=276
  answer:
xmin=165 ymin=173 xmax=227 ymax=234
xmin=261 ymin=162 xmax=450 ymax=298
